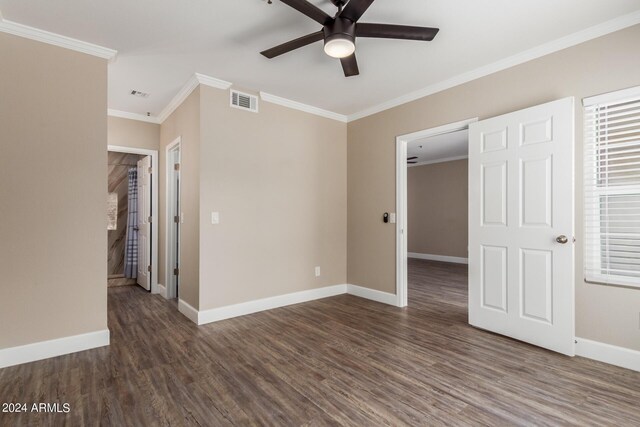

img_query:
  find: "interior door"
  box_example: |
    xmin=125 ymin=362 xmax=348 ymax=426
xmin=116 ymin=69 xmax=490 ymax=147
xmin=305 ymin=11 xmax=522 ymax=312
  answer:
xmin=136 ymin=156 xmax=151 ymax=291
xmin=169 ymin=147 xmax=180 ymax=299
xmin=468 ymin=97 xmax=575 ymax=356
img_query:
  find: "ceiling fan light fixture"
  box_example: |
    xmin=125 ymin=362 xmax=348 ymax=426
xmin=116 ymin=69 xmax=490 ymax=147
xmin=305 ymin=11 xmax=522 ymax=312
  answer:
xmin=323 ymin=18 xmax=356 ymax=59
xmin=324 ymin=36 xmax=355 ymax=58
xmin=260 ymin=1 xmax=440 ymax=77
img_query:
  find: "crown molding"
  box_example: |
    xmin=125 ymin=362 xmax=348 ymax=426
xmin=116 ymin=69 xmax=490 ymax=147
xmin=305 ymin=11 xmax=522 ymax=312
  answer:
xmin=157 ymin=75 xmax=200 ymax=123
xmin=260 ymin=92 xmax=348 ymax=123
xmin=157 ymin=73 xmax=233 ymax=123
xmin=156 ymin=73 xmax=347 ymax=125
xmin=195 ymin=73 xmax=232 ymax=90
xmin=108 ymin=109 xmax=161 ymax=124
xmin=347 ymin=9 xmax=640 ymax=122
xmin=0 ymin=16 xmax=117 ymax=61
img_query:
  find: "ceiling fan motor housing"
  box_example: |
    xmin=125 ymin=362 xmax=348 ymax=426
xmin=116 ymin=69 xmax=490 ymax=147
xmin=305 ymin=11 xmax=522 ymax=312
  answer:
xmin=323 ymin=17 xmax=356 ymax=48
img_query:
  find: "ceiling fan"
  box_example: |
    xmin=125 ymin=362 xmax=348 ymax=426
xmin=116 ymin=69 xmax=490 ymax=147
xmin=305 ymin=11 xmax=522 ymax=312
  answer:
xmin=261 ymin=0 xmax=440 ymax=77
xmin=407 ymin=156 xmax=418 ymax=164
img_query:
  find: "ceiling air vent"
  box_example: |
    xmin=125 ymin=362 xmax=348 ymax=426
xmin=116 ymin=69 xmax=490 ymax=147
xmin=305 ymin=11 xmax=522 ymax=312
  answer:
xmin=230 ymin=90 xmax=258 ymax=113
xmin=130 ymin=90 xmax=150 ymax=98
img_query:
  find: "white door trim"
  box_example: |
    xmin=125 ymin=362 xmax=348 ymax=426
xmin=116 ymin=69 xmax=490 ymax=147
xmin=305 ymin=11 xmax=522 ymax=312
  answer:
xmin=108 ymin=145 xmax=159 ymax=295
xmin=395 ymin=118 xmax=478 ymax=307
xmin=165 ymin=137 xmax=181 ymax=299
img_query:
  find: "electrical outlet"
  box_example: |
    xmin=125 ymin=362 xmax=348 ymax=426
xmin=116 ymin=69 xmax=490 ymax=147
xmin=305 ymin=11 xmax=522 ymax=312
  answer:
xmin=315 ymin=266 xmax=321 ymax=277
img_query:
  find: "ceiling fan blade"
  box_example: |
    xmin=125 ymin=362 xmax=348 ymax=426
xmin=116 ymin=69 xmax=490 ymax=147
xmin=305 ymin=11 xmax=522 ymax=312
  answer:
xmin=280 ymin=0 xmax=333 ymax=25
xmin=261 ymin=31 xmax=324 ymax=59
xmin=340 ymin=53 xmax=359 ymax=77
xmin=340 ymin=0 xmax=375 ymax=23
xmin=407 ymin=156 xmax=418 ymax=160
xmin=356 ymin=23 xmax=439 ymax=41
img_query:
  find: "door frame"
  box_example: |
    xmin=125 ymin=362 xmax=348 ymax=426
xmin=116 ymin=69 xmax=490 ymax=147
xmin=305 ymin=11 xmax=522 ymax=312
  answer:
xmin=165 ymin=136 xmax=181 ymax=299
xmin=395 ymin=118 xmax=478 ymax=307
xmin=107 ymin=145 xmax=159 ymax=295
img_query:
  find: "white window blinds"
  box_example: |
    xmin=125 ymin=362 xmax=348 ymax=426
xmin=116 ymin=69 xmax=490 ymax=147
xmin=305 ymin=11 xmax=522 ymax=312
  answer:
xmin=584 ymin=86 xmax=640 ymax=287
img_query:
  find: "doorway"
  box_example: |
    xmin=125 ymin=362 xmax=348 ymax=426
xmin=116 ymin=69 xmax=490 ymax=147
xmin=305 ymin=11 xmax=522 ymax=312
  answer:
xmin=396 ymin=98 xmax=575 ymax=356
xmin=405 ymin=128 xmax=471 ymax=316
xmin=166 ymin=137 xmax=181 ymax=299
xmin=107 ymin=145 xmax=159 ymax=294
xmin=395 ymin=119 xmax=477 ymax=307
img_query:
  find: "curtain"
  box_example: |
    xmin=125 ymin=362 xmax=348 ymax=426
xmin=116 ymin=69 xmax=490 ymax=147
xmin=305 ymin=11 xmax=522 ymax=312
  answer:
xmin=124 ymin=168 xmax=138 ymax=278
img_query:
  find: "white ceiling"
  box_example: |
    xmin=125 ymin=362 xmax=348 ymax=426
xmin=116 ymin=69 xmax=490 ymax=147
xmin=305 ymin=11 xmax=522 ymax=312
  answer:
xmin=407 ymin=129 xmax=468 ymax=165
xmin=1 ymin=0 xmax=639 ymax=118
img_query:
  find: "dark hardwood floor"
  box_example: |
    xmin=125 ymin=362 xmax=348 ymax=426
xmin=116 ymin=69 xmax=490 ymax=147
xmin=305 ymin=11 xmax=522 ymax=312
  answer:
xmin=1 ymin=259 xmax=640 ymax=425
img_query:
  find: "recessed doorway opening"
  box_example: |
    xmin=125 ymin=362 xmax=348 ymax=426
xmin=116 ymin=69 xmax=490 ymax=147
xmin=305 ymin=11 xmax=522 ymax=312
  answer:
xmin=395 ymin=119 xmax=477 ymax=308
xmin=107 ymin=145 xmax=159 ymax=294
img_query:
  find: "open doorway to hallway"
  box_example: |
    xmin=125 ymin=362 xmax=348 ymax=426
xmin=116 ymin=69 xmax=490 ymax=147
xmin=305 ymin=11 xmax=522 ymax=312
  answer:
xmin=395 ymin=119 xmax=476 ymax=308
xmin=107 ymin=151 xmax=147 ymax=288
xmin=107 ymin=145 xmax=159 ymax=294
xmin=397 ymin=99 xmax=575 ymax=356
xmin=405 ymin=129 xmax=470 ymax=311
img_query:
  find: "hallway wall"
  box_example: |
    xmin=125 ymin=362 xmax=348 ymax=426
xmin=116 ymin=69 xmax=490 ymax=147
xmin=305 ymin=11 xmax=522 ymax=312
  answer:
xmin=0 ymin=32 xmax=108 ymax=350
xmin=407 ymin=159 xmax=468 ymax=259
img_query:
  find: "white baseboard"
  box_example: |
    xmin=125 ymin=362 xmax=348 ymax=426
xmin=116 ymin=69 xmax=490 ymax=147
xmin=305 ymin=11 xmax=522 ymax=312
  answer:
xmin=178 ymin=298 xmax=200 ymax=324
xmin=0 ymin=329 xmax=110 ymax=369
xmin=196 ymin=284 xmax=348 ymax=325
xmin=347 ymin=284 xmax=399 ymax=306
xmin=575 ymin=337 xmax=640 ymax=372
xmin=154 ymin=283 xmax=167 ymax=298
xmin=408 ymin=252 xmax=468 ymax=264
xmin=178 ymin=283 xmax=400 ymax=326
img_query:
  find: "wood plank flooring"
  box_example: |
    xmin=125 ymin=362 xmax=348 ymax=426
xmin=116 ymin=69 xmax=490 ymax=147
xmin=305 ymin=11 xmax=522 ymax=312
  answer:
xmin=1 ymin=259 xmax=640 ymax=425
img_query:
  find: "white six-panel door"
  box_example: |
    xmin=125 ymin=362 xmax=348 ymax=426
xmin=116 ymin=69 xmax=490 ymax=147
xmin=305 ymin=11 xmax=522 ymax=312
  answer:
xmin=469 ymin=98 xmax=575 ymax=356
xmin=137 ymin=156 xmax=151 ymax=291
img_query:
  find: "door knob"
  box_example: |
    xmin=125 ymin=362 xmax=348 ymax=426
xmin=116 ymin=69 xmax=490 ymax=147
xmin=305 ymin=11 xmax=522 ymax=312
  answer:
xmin=556 ymin=235 xmax=568 ymax=244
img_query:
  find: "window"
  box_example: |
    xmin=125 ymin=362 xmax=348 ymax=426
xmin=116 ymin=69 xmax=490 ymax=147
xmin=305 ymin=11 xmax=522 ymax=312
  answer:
xmin=584 ymin=86 xmax=640 ymax=287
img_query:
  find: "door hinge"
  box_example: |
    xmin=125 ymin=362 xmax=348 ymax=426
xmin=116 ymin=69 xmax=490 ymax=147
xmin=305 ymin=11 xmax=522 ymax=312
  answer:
xmin=147 ymin=265 xmax=152 ymax=272
xmin=148 ymin=216 xmax=152 ymax=223
xmin=174 ymin=215 xmax=180 ymax=223
xmin=174 ymin=163 xmax=180 ymax=171
xmin=174 ymin=267 xmax=179 ymax=276
xmin=148 ymin=166 xmax=152 ymax=174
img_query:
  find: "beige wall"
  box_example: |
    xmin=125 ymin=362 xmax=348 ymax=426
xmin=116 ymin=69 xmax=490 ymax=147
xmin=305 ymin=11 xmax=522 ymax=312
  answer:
xmin=347 ymin=24 xmax=640 ymax=351
xmin=198 ymin=85 xmax=347 ymax=309
xmin=159 ymin=89 xmax=201 ymax=308
xmin=408 ymin=160 xmax=468 ymax=258
xmin=108 ymin=116 xmax=160 ymax=151
xmin=0 ymin=33 xmax=108 ymax=349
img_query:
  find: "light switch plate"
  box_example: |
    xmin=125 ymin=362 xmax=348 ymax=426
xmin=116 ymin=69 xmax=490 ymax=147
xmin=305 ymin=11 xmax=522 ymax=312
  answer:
xmin=315 ymin=266 xmax=321 ymax=277
xmin=390 ymin=213 xmax=396 ymax=223
xmin=211 ymin=212 xmax=219 ymax=225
